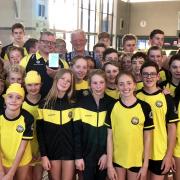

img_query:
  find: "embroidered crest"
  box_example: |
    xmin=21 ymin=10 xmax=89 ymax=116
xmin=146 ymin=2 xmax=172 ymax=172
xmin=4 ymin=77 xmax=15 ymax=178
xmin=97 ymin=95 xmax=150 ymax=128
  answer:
xmin=149 ymin=111 xmax=153 ymax=118
xmin=68 ymin=111 xmax=73 ymax=118
xmin=155 ymin=101 xmax=163 ymax=107
xmin=36 ymin=60 xmax=40 ymax=64
xmin=83 ymin=90 xmax=89 ymax=96
xmin=131 ymin=117 xmax=139 ymax=125
xmin=16 ymin=125 xmax=24 ymax=133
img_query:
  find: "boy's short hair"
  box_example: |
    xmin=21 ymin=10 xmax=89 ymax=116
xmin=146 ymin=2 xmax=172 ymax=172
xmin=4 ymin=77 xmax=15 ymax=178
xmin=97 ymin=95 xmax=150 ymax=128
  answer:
xmin=147 ymin=46 xmax=163 ymax=56
xmin=140 ymin=61 xmax=159 ymax=74
xmin=122 ymin=34 xmax=137 ymax=46
xmin=98 ymin=32 xmax=110 ymax=40
xmin=149 ymin=29 xmax=164 ymax=39
xmin=23 ymin=38 xmax=38 ymax=53
xmin=102 ymin=61 xmax=120 ymax=71
xmin=11 ymin=23 xmax=25 ymax=32
xmin=93 ymin=43 xmax=106 ymax=51
xmin=131 ymin=52 xmax=147 ymax=62
xmin=103 ymin=48 xmax=118 ymax=60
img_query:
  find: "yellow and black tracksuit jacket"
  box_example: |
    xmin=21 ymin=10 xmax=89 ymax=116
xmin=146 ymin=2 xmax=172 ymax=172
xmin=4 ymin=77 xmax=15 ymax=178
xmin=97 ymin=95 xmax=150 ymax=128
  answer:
xmin=74 ymin=90 xmax=116 ymax=163
xmin=36 ymin=95 xmax=74 ymax=160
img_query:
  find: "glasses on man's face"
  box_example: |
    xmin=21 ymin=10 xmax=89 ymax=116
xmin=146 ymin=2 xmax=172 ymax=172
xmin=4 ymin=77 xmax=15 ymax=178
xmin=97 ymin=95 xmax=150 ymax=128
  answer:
xmin=142 ymin=72 xmax=157 ymax=78
xmin=40 ymin=39 xmax=56 ymax=46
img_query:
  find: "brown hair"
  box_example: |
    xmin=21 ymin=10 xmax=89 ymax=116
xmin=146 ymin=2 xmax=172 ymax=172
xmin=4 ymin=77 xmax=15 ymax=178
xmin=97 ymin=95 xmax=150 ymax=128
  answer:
xmin=116 ymin=71 xmax=136 ymax=84
xmin=11 ymin=23 xmax=25 ymax=32
xmin=88 ymin=69 xmax=106 ymax=86
xmin=98 ymin=32 xmax=110 ymax=40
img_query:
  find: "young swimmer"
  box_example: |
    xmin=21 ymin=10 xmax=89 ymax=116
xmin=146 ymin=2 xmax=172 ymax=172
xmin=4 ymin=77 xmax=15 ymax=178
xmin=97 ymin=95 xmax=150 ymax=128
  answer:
xmin=71 ymin=56 xmax=88 ymax=91
xmin=0 ymin=74 xmax=5 ymax=110
xmin=119 ymin=52 xmax=133 ymax=72
xmin=22 ymin=70 xmax=43 ymax=180
xmin=131 ymin=52 xmax=147 ymax=91
xmin=36 ymin=69 xmax=75 ymax=180
xmin=74 ymin=69 xmax=116 ymax=180
xmin=6 ymin=64 xmax=25 ymax=86
xmin=0 ymin=83 xmax=34 ymax=180
xmin=105 ymin=72 xmax=154 ymax=180
xmin=147 ymin=46 xmax=168 ymax=83
xmin=174 ymin=95 xmax=180 ymax=180
xmin=136 ymin=61 xmax=179 ymax=180
xmin=7 ymin=46 xmax=24 ymax=65
xmin=103 ymin=61 xmax=120 ymax=99
xmin=160 ymin=54 xmax=180 ymax=100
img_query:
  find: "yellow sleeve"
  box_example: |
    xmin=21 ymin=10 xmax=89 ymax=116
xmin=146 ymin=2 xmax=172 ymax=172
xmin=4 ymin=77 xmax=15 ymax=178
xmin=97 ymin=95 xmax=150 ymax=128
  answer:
xmin=20 ymin=54 xmax=31 ymax=69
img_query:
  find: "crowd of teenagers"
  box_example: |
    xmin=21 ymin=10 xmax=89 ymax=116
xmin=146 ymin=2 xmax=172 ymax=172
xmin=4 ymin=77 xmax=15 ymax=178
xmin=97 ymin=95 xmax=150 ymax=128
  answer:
xmin=0 ymin=22 xmax=180 ymax=180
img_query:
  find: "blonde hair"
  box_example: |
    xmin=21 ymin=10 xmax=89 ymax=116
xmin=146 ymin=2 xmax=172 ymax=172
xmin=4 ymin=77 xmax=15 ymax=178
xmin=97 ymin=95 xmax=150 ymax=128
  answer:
xmin=7 ymin=64 xmax=25 ymax=77
xmin=7 ymin=46 xmax=24 ymax=59
xmin=44 ymin=69 xmax=75 ymax=108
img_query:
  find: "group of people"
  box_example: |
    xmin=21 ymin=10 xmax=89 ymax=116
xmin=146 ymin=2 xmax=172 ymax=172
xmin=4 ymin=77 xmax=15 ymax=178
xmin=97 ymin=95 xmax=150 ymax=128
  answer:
xmin=0 ymin=22 xmax=180 ymax=180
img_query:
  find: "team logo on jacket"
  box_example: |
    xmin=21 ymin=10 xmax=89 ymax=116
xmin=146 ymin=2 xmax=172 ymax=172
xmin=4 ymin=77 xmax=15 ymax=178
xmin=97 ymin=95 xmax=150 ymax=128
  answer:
xmin=131 ymin=117 xmax=139 ymax=125
xmin=16 ymin=125 xmax=24 ymax=133
xmin=68 ymin=111 xmax=73 ymax=118
xmin=83 ymin=90 xmax=89 ymax=96
xmin=149 ymin=111 xmax=153 ymax=118
xmin=31 ymin=124 xmax=34 ymax=131
xmin=36 ymin=60 xmax=40 ymax=64
xmin=155 ymin=101 xmax=163 ymax=107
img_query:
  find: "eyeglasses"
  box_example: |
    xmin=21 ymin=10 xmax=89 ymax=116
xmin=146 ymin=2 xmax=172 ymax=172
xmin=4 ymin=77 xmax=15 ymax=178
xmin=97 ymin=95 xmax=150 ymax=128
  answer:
xmin=142 ymin=72 xmax=157 ymax=78
xmin=40 ymin=40 xmax=56 ymax=46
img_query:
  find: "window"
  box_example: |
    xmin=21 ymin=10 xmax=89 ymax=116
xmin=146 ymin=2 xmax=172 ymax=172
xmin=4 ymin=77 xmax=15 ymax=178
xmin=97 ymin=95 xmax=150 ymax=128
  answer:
xmin=49 ymin=0 xmax=115 ymax=51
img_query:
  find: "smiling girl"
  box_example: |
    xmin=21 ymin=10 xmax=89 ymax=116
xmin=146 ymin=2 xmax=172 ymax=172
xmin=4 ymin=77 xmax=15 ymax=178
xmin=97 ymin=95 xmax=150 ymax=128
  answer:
xmin=106 ymin=72 xmax=154 ymax=180
xmin=74 ymin=69 xmax=115 ymax=180
xmin=36 ymin=69 xmax=75 ymax=180
xmin=22 ymin=70 xmax=43 ymax=180
xmin=0 ymin=83 xmax=34 ymax=180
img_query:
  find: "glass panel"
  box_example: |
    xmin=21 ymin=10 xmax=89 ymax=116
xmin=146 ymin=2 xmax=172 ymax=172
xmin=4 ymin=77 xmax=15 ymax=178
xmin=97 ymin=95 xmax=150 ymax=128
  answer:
xmin=49 ymin=0 xmax=77 ymax=31
xmin=42 ymin=5 xmax=45 ymax=17
xmin=89 ymin=35 xmax=95 ymax=51
xmin=90 ymin=0 xmax=96 ymax=10
xmin=82 ymin=0 xmax=89 ymax=9
xmin=82 ymin=9 xmax=89 ymax=32
xmin=102 ymin=13 xmax=108 ymax=32
xmin=102 ymin=0 xmax=108 ymax=13
xmin=38 ymin=4 xmax=41 ymax=16
xmin=108 ymin=0 xmax=113 ymax=14
xmin=90 ymin=10 xmax=95 ymax=32
xmin=66 ymin=33 xmax=72 ymax=52
xmin=108 ymin=15 xmax=112 ymax=33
